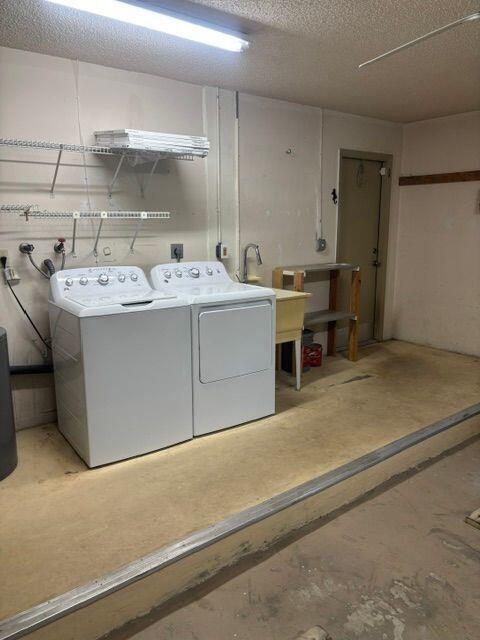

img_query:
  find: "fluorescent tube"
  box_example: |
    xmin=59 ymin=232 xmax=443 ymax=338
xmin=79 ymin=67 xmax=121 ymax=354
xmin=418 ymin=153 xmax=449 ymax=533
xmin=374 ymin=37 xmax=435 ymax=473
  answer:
xmin=45 ymin=0 xmax=249 ymax=52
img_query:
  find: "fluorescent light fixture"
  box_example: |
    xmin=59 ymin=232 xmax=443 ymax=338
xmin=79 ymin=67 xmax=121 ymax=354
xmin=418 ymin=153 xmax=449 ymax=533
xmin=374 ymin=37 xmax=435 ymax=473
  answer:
xmin=45 ymin=0 xmax=249 ymax=52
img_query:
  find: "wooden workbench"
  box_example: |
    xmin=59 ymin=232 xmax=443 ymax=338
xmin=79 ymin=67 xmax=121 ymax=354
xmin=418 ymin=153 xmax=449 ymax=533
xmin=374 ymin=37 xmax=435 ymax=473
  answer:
xmin=272 ymin=263 xmax=361 ymax=362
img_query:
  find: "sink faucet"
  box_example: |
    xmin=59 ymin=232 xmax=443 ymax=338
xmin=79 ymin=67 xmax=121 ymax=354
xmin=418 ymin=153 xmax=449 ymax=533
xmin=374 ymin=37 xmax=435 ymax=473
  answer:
xmin=242 ymin=243 xmax=263 ymax=283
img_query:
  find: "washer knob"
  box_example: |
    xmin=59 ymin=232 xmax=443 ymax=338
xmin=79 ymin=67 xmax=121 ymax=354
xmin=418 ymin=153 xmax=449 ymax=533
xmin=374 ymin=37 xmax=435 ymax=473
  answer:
xmin=164 ymin=271 xmax=172 ymax=279
xmin=189 ymin=268 xmax=200 ymax=278
xmin=65 ymin=277 xmax=73 ymax=287
xmin=206 ymin=267 xmax=213 ymax=276
xmin=130 ymin=273 xmax=139 ymax=282
xmin=117 ymin=273 xmax=126 ymax=283
xmin=175 ymin=269 xmax=183 ymax=278
xmin=79 ymin=276 xmax=88 ymax=286
xmin=98 ymin=274 xmax=109 ymax=285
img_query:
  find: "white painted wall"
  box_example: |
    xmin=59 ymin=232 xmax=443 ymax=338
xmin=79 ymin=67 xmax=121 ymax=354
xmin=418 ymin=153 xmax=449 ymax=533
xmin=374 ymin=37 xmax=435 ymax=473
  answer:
xmin=393 ymin=111 xmax=480 ymax=356
xmin=238 ymin=94 xmax=323 ymax=281
xmin=0 ymin=46 xmax=412 ymax=430
xmin=238 ymin=99 xmax=403 ymax=343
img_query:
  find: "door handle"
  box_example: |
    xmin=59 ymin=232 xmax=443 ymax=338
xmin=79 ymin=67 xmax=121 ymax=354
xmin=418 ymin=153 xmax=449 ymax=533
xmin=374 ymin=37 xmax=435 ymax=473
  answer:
xmin=372 ymin=260 xmax=382 ymax=267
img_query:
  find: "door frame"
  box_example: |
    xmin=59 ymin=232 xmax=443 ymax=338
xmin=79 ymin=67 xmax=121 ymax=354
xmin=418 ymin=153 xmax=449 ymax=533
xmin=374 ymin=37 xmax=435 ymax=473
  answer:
xmin=337 ymin=149 xmax=393 ymax=341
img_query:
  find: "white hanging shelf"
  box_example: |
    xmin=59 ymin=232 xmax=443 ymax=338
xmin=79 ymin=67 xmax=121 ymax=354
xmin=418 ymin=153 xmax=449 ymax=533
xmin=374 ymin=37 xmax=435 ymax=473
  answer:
xmin=0 ymin=136 xmax=200 ymax=196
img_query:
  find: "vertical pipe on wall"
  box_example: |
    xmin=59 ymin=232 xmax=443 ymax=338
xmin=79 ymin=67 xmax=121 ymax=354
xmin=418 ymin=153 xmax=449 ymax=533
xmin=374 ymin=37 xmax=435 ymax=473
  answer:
xmin=233 ymin=91 xmax=240 ymax=276
xmin=315 ymin=109 xmax=324 ymax=249
xmin=203 ymin=86 xmax=220 ymax=260
xmin=216 ymin=88 xmax=222 ymax=245
xmin=203 ymin=87 xmax=240 ymax=273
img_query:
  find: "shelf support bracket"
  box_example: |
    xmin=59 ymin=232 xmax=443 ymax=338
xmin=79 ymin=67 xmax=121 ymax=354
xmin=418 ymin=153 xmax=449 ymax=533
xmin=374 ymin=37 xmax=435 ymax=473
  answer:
xmin=129 ymin=212 xmax=147 ymax=253
xmin=93 ymin=212 xmax=108 ymax=256
xmin=140 ymin=158 xmax=159 ymax=198
xmin=108 ymin=153 xmax=126 ymax=198
xmin=50 ymin=146 xmax=63 ymax=196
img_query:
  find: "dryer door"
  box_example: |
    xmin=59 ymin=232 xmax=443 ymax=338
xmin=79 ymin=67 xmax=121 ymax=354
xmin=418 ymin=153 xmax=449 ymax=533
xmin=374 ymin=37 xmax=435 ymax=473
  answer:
xmin=198 ymin=301 xmax=273 ymax=383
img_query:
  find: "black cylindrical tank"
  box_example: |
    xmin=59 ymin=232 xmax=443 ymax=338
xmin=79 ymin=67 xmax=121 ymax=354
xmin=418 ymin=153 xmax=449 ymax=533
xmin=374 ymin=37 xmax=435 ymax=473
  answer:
xmin=0 ymin=328 xmax=17 ymax=480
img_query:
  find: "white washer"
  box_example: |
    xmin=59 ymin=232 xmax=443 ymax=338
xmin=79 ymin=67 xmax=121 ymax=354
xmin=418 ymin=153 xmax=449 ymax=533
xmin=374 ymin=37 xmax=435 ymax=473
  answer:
xmin=151 ymin=261 xmax=275 ymax=436
xmin=49 ymin=266 xmax=192 ymax=467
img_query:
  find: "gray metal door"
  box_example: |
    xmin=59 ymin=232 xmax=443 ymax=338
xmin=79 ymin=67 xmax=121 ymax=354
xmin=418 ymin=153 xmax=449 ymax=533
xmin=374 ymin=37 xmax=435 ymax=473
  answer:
xmin=338 ymin=157 xmax=383 ymax=343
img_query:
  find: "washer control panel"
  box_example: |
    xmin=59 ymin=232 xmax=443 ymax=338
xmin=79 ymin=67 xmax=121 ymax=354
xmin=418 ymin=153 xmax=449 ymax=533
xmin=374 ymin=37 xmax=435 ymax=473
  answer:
xmin=153 ymin=261 xmax=229 ymax=286
xmin=50 ymin=266 xmax=154 ymax=306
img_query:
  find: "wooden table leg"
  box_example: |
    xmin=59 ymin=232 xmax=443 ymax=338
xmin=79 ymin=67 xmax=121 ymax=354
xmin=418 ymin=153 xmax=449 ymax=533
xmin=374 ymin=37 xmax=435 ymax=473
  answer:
xmin=272 ymin=268 xmax=284 ymax=289
xmin=347 ymin=268 xmax=361 ymax=362
xmin=276 ymin=344 xmax=282 ymax=371
xmin=293 ymin=270 xmax=305 ymax=292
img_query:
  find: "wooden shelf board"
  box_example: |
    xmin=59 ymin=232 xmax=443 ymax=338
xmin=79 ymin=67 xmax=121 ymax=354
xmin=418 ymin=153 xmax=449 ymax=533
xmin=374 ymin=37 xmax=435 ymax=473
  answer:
xmin=399 ymin=170 xmax=480 ymax=186
xmin=279 ymin=262 xmax=358 ymax=275
xmin=305 ymin=310 xmax=356 ymax=325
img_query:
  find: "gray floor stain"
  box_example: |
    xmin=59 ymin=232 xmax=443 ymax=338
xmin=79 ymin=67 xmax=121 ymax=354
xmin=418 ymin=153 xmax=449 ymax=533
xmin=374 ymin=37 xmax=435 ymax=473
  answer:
xmin=109 ymin=440 xmax=480 ymax=640
xmin=340 ymin=375 xmax=373 ymax=385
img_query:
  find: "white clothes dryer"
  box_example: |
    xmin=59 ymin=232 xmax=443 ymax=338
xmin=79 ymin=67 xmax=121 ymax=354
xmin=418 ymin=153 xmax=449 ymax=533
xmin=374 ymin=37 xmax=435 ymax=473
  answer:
xmin=151 ymin=261 xmax=275 ymax=436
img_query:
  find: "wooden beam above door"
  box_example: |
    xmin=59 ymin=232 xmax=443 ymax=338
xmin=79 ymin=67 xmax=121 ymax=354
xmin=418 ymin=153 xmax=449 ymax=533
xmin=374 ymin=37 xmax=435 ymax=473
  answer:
xmin=399 ymin=170 xmax=480 ymax=186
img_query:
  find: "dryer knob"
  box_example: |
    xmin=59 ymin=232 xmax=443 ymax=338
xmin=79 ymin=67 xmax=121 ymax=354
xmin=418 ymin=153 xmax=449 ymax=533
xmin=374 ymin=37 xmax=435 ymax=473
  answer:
xmin=65 ymin=278 xmax=73 ymax=287
xmin=189 ymin=268 xmax=200 ymax=278
xmin=98 ymin=274 xmax=109 ymax=285
xmin=130 ymin=273 xmax=139 ymax=282
xmin=79 ymin=276 xmax=88 ymax=286
xmin=206 ymin=267 xmax=213 ymax=276
xmin=175 ymin=269 xmax=183 ymax=278
xmin=117 ymin=273 xmax=126 ymax=283
xmin=164 ymin=271 xmax=172 ymax=279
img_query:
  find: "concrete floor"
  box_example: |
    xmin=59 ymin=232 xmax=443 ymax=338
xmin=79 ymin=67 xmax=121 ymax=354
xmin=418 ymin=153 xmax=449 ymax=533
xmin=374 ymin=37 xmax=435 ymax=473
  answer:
xmin=111 ymin=439 xmax=480 ymax=640
xmin=1 ymin=340 xmax=479 ymax=620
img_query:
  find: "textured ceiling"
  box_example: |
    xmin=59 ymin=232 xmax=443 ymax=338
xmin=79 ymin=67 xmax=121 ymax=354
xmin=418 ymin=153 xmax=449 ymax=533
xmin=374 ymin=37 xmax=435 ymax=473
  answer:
xmin=1 ymin=0 xmax=479 ymax=122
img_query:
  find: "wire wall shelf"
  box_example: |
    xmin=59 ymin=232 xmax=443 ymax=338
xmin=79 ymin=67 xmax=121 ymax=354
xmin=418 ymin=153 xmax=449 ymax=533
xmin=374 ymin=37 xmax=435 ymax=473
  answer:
xmin=0 ymin=131 xmax=195 ymax=254
xmin=1 ymin=205 xmax=171 ymax=255
xmin=0 ymin=138 xmax=113 ymax=155
xmin=0 ymin=137 xmax=196 ymax=196
xmin=0 ymin=205 xmax=169 ymax=219
xmin=0 ymin=204 xmax=35 ymax=211
xmin=23 ymin=210 xmax=169 ymax=220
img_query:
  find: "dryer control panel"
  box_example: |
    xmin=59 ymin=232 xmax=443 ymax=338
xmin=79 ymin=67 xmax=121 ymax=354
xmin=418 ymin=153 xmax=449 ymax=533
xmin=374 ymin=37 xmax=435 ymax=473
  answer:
xmin=152 ymin=261 xmax=230 ymax=287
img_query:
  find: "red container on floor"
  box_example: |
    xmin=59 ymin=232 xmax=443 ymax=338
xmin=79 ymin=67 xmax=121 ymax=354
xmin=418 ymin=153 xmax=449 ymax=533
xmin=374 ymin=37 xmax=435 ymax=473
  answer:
xmin=303 ymin=343 xmax=323 ymax=367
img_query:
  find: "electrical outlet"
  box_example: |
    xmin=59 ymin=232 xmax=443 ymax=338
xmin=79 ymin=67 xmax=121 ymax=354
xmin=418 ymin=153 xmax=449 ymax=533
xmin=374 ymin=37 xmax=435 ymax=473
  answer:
xmin=316 ymin=238 xmax=327 ymax=252
xmin=215 ymin=242 xmax=229 ymax=259
xmin=171 ymin=244 xmax=183 ymax=261
xmin=0 ymin=249 xmax=20 ymax=284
